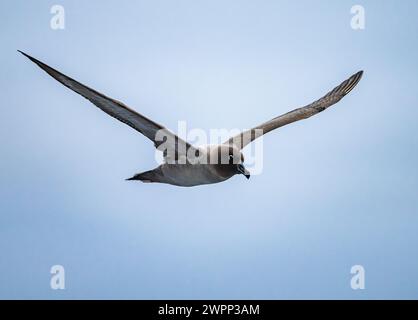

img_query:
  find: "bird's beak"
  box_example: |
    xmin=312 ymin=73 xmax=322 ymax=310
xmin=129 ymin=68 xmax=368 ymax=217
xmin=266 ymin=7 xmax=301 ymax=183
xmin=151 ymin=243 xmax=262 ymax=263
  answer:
xmin=237 ymin=164 xmax=250 ymax=179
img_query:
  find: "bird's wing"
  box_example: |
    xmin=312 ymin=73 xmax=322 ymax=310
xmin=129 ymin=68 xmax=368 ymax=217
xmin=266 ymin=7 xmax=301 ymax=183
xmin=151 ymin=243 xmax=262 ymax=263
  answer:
xmin=19 ymin=51 xmax=198 ymax=163
xmin=224 ymin=71 xmax=363 ymax=149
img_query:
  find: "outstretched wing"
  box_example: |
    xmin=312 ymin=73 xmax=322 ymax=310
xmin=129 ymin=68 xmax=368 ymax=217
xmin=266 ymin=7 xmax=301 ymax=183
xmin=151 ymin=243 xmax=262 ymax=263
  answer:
xmin=19 ymin=50 xmax=197 ymax=163
xmin=225 ymin=71 xmax=363 ymax=149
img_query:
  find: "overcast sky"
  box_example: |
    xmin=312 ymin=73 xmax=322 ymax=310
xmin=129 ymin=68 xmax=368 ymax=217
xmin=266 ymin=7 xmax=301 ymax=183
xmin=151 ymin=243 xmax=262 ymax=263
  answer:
xmin=1 ymin=0 xmax=418 ymax=299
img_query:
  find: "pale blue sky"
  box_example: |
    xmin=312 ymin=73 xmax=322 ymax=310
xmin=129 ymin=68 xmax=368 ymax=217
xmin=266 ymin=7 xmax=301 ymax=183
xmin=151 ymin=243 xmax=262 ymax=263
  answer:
xmin=1 ymin=0 xmax=418 ymax=299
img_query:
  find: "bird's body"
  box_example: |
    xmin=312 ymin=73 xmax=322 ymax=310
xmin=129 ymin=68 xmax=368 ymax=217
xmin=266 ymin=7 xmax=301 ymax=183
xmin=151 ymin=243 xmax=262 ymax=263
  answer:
xmin=138 ymin=163 xmax=230 ymax=187
xmin=128 ymin=145 xmax=243 ymax=186
xmin=19 ymin=50 xmax=363 ymax=187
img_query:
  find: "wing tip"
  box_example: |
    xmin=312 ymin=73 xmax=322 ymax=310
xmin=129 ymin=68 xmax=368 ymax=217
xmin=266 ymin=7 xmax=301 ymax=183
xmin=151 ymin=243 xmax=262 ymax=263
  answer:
xmin=351 ymin=70 xmax=364 ymax=81
xmin=17 ymin=50 xmax=31 ymax=59
xmin=343 ymin=70 xmax=364 ymax=95
xmin=355 ymin=70 xmax=364 ymax=80
xmin=17 ymin=50 xmax=42 ymax=66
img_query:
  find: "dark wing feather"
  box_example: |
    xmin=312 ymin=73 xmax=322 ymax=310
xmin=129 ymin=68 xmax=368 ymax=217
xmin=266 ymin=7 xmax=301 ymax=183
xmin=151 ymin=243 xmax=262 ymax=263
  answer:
xmin=19 ymin=51 xmax=197 ymax=163
xmin=225 ymin=71 xmax=363 ymax=149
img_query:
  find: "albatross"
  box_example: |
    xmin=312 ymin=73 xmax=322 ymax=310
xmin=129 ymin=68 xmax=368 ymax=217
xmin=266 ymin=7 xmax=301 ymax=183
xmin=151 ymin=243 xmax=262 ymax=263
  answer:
xmin=19 ymin=51 xmax=363 ymax=187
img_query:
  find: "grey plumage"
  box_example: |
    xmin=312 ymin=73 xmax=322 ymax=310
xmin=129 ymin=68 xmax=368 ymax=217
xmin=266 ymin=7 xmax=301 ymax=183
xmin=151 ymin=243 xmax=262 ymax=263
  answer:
xmin=225 ymin=70 xmax=363 ymax=149
xmin=19 ymin=51 xmax=363 ymax=187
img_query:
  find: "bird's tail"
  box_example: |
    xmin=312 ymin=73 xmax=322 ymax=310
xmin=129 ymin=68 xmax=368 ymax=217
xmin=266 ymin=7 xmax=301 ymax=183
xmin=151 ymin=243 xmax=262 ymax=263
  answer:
xmin=126 ymin=169 xmax=160 ymax=183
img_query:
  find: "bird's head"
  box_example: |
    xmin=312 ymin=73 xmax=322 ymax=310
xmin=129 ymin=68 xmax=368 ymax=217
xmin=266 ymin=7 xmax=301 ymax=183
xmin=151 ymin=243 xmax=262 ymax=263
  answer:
xmin=211 ymin=145 xmax=250 ymax=180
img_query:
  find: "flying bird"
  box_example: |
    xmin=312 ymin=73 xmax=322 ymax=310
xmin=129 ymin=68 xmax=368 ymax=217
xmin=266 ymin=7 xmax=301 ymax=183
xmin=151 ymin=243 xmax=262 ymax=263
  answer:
xmin=19 ymin=51 xmax=363 ymax=187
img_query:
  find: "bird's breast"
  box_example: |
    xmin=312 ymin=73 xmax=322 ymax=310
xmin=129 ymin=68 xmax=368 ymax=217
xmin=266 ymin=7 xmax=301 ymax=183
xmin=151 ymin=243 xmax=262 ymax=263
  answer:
xmin=160 ymin=164 xmax=232 ymax=187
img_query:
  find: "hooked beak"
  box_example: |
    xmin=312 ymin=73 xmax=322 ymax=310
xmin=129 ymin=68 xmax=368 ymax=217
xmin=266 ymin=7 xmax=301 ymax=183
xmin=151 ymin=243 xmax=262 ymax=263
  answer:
xmin=237 ymin=164 xmax=250 ymax=179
